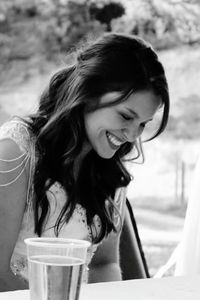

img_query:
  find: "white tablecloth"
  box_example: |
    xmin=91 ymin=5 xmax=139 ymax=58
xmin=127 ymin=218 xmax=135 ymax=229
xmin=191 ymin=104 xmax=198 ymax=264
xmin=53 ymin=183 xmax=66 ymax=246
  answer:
xmin=1 ymin=276 xmax=200 ymax=300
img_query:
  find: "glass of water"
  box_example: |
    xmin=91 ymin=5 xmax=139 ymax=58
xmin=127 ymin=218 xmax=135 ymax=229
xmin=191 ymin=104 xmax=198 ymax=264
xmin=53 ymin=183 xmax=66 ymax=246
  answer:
xmin=25 ymin=237 xmax=91 ymax=300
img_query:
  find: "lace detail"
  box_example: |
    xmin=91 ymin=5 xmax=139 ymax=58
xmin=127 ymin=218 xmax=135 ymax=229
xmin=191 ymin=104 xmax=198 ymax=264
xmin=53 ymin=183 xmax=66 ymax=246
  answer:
xmin=0 ymin=119 xmax=31 ymax=153
xmin=10 ymin=204 xmax=100 ymax=283
xmin=10 ymin=180 xmax=101 ymax=283
xmin=10 ymin=183 xmax=125 ymax=283
xmin=10 ymin=253 xmax=29 ymax=283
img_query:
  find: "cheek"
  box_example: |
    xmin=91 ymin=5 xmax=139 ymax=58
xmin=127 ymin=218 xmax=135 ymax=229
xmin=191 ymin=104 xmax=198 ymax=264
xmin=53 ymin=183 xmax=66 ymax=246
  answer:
xmin=84 ymin=115 xmax=93 ymax=138
xmin=85 ymin=110 xmax=105 ymax=132
xmin=84 ymin=112 xmax=100 ymax=142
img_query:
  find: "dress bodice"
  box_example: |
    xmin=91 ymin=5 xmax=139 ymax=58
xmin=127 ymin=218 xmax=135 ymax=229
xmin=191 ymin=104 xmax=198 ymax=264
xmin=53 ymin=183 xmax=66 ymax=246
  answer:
xmin=0 ymin=118 xmax=126 ymax=282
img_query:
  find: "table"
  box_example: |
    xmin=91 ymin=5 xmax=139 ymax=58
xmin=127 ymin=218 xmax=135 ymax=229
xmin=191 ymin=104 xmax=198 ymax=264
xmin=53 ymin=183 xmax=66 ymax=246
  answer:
xmin=1 ymin=275 xmax=200 ymax=300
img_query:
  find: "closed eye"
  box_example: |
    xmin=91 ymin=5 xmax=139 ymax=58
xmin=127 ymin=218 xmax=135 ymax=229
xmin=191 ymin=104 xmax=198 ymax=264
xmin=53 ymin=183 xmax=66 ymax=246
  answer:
xmin=120 ymin=113 xmax=133 ymax=121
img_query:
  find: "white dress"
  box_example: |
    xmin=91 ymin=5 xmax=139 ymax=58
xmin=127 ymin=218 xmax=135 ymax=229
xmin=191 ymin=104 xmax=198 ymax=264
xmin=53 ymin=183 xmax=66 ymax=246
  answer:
xmin=0 ymin=118 xmax=126 ymax=282
xmin=175 ymin=154 xmax=200 ymax=275
xmin=154 ymin=153 xmax=200 ymax=278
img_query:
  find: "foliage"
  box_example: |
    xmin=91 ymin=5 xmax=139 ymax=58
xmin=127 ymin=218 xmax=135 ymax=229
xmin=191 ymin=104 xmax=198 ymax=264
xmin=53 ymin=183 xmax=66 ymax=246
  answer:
xmin=0 ymin=0 xmax=105 ymax=63
xmin=36 ymin=0 xmax=105 ymax=56
xmin=89 ymin=1 xmax=125 ymax=31
xmin=0 ymin=0 xmax=200 ymax=65
xmin=112 ymin=0 xmax=200 ymax=49
xmin=166 ymin=94 xmax=200 ymax=140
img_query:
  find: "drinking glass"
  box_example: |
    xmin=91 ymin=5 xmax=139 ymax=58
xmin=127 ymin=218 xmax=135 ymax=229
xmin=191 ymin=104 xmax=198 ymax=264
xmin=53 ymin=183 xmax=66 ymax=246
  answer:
xmin=25 ymin=237 xmax=91 ymax=300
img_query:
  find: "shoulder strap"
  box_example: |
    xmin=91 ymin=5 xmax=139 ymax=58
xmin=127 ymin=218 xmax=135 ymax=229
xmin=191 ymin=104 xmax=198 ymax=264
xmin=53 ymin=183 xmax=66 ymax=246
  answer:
xmin=125 ymin=198 xmax=150 ymax=278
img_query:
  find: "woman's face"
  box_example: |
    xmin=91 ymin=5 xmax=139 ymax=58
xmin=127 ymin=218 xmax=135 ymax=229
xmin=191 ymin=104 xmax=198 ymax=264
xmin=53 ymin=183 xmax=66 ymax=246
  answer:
xmin=84 ymin=90 xmax=161 ymax=159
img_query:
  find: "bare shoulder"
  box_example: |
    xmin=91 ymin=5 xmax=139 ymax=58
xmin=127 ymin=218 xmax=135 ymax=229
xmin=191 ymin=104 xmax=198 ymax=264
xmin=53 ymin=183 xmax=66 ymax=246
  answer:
xmin=0 ymin=137 xmax=29 ymax=217
xmin=0 ymin=137 xmax=23 ymax=158
xmin=0 ymin=138 xmax=29 ymax=271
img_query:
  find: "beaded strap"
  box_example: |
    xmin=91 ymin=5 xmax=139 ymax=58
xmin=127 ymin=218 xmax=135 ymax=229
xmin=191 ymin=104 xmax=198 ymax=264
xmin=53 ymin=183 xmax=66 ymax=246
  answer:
xmin=0 ymin=153 xmax=30 ymax=187
xmin=0 ymin=119 xmax=35 ymax=209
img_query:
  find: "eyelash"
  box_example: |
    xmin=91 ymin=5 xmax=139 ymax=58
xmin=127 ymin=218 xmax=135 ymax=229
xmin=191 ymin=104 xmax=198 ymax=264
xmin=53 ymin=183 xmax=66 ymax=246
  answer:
xmin=120 ymin=113 xmax=148 ymax=128
xmin=120 ymin=113 xmax=133 ymax=121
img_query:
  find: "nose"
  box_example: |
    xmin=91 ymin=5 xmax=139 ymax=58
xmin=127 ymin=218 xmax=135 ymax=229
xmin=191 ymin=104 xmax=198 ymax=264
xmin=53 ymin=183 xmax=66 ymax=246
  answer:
xmin=122 ymin=123 xmax=143 ymax=143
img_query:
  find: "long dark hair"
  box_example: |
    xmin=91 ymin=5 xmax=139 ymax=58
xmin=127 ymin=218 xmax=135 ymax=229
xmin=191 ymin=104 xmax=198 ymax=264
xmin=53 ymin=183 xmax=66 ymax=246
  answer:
xmin=27 ymin=33 xmax=170 ymax=243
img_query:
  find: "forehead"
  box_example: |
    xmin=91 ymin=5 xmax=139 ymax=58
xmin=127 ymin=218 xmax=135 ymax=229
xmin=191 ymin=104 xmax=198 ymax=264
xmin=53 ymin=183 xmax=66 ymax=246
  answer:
xmin=100 ymin=90 xmax=161 ymax=120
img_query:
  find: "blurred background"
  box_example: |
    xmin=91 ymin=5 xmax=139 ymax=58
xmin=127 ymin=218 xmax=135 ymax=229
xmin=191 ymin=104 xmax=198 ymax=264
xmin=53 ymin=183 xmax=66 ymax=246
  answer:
xmin=0 ymin=0 xmax=200 ymax=277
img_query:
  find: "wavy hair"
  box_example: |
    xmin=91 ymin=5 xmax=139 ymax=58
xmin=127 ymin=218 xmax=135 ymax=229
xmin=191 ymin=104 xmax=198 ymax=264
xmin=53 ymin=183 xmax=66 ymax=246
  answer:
xmin=27 ymin=33 xmax=170 ymax=243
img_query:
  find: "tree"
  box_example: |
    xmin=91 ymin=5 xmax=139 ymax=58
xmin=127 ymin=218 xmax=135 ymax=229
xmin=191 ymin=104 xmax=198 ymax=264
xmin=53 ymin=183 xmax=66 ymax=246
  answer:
xmin=89 ymin=1 xmax=125 ymax=31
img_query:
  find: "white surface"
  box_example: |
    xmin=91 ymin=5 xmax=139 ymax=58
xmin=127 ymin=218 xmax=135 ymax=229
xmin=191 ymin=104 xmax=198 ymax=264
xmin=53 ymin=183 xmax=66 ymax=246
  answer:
xmin=0 ymin=276 xmax=200 ymax=300
xmin=0 ymin=290 xmax=29 ymax=300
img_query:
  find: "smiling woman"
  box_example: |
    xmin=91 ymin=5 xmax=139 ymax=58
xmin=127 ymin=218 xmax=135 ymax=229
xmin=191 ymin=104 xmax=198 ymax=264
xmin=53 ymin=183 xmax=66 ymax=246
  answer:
xmin=0 ymin=32 xmax=170 ymax=291
xmin=84 ymin=90 xmax=161 ymax=159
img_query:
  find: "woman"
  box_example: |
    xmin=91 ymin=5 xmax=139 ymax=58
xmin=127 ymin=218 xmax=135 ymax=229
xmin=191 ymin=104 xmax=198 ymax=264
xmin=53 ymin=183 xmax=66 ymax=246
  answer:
xmin=0 ymin=33 xmax=169 ymax=291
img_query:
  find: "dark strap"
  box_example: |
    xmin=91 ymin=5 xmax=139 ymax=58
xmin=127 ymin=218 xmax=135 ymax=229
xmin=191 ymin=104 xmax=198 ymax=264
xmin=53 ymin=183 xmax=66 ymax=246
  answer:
xmin=126 ymin=198 xmax=150 ymax=278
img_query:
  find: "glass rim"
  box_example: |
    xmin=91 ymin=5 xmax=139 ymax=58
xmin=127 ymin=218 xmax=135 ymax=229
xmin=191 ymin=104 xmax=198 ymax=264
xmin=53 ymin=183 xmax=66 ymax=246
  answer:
xmin=24 ymin=237 xmax=91 ymax=248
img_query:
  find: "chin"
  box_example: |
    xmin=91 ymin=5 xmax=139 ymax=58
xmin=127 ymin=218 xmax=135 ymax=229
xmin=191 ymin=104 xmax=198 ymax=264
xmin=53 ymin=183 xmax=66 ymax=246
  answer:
xmin=93 ymin=143 xmax=116 ymax=159
xmin=97 ymin=150 xmax=115 ymax=159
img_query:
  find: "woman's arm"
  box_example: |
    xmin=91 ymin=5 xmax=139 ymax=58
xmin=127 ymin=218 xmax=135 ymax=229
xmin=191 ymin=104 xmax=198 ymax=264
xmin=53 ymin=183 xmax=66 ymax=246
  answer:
xmin=0 ymin=139 xmax=29 ymax=291
xmin=88 ymin=188 xmax=127 ymax=283
xmin=88 ymin=230 xmax=122 ymax=283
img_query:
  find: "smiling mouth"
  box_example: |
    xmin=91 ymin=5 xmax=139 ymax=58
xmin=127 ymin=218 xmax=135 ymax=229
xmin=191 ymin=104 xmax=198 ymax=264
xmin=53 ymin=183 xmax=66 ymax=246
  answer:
xmin=106 ymin=132 xmax=124 ymax=150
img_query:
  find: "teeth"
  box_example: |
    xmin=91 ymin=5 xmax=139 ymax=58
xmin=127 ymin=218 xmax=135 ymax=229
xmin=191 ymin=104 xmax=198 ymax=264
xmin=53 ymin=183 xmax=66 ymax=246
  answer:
xmin=107 ymin=133 xmax=122 ymax=147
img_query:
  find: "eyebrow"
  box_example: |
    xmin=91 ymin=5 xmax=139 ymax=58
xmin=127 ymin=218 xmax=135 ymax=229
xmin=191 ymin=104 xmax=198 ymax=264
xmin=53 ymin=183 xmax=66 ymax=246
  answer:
xmin=126 ymin=108 xmax=139 ymax=118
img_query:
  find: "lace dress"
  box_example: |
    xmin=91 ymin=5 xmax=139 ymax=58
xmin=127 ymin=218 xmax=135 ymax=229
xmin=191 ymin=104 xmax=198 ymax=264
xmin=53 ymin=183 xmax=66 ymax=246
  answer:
xmin=0 ymin=118 xmax=126 ymax=283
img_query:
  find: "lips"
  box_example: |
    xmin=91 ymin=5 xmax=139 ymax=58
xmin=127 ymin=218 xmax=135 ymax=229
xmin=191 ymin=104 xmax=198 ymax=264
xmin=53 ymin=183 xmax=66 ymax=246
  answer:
xmin=106 ymin=132 xmax=124 ymax=150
